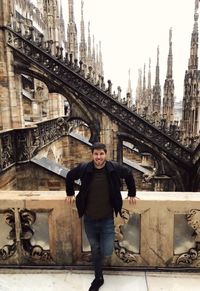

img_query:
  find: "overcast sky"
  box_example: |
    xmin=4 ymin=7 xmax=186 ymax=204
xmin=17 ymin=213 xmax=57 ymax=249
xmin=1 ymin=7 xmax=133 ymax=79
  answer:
xmin=61 ymin=0 xmax=196 ymax=102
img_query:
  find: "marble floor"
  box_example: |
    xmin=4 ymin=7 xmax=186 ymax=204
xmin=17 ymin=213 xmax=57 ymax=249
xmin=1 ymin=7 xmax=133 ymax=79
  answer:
xmin=0 ymin=269 xmax=199 ymax=291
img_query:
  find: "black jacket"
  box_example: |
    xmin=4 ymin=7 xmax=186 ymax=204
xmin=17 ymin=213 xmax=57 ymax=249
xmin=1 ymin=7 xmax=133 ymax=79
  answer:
xmin=66 ymin=161 xmax=136 ymax=217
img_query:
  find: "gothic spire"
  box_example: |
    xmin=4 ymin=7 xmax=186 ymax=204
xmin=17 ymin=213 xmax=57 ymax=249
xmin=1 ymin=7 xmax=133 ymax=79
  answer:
xmin=163 ymin=28 xmax=175 ymax=124
xmin=99 ymin=41 xmax=104 ymax=76
xmin=126 ymin=69 xmax=132 ymax=108
xmin=59 ymin=0 xmax=65 ymax=44
xmin=152 ymin=46 xmax=161 ymax=123
xmin=155 ymin=46 xmax=160 ymax=85
xmin=182 ymin=0 xmax=200 ymax=143
xmin=68 ymin=0 xmax=74 ymax=22
xmin=127 ymin=68 xmax=132 ymax=96
xmin=166 ymin=28 xmax=173 ymax=78
xmin=143 ymin=63 xmax=146 ymax=92
xmin=147 ymin=58 xmax=152 ymax=116
xmin=92 ymin=35 xmax=96 ymax=79
xmin=136 ymin=68 xmax=142 ymax=114
xmin=148 ymin=58 xmax=151 ymax=90
xmin=188 ymin=0 xmax=199 ymax=70
xmin=67 ymin=0 xmax=78 ymax=61
xmin=127 ymin=69 xmax=132 ymax=93
xmin=92 ymin=34 xmax=96 ymax=63
xmin=87 ymin=22 xmax=91 ymax=65
xmin=79 ymin=0 xmax=87 ymax=64
xmin=60 ymin=0 xmax=63 ymax=19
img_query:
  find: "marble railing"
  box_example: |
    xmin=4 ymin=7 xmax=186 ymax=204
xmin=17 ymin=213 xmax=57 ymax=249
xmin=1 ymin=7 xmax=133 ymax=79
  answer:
xmin=0 ymin=117 xmax=69 ymax=173
xmin=0 ymin=191 xmax=200 ymax=269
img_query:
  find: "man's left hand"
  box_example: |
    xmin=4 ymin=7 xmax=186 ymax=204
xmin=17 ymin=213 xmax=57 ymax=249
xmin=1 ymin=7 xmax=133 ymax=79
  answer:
xmin=126 ymin=196 xmax=140 ymax=205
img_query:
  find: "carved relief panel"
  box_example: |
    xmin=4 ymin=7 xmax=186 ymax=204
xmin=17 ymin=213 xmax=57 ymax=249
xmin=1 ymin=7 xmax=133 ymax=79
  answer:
xmin=0 ymin=208 xmax=54 ymax=265
xmin=172 ymin=209 xmax=200 ymax=267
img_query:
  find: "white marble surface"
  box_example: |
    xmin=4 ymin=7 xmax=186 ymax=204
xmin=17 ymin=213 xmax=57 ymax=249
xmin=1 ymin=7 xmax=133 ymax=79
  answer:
xmin=146 ymin=272 xmax=200 ymax=291
xmin=1 ymin=190 xmax=200 ymax=201
xmin=0 ymin=270 xmax=199 ymax=291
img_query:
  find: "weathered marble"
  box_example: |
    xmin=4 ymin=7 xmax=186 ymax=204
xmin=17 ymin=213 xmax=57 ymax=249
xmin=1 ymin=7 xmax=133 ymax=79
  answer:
xmin=0 ymin=191 xmax=200 ymax=269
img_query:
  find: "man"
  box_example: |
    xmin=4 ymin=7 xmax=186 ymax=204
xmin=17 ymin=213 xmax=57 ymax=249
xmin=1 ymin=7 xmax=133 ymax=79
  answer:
xmin=66 ymin=142 xmax=137 ymax=291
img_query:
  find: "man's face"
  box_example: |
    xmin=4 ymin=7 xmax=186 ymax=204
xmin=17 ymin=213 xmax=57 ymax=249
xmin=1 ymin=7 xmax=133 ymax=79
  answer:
xmin=92 ymin=149 xmax=107 ymax=168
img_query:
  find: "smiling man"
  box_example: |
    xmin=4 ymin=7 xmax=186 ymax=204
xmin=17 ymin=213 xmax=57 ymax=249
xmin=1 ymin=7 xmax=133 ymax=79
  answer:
xmin=66 ymin=142 xmax=137 ymax=291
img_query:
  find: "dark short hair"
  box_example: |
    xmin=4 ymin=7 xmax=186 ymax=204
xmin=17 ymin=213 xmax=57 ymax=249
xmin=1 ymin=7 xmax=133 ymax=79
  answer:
xmin=91 ymin=142 xmax=107 ymax=153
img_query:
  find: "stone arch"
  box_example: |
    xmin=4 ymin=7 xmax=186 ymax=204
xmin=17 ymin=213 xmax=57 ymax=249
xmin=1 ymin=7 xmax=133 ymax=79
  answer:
xmin=13 ymin=61 xmax=101 ymax=142
xmin=67 ymin=116 xmax=100 ymax=144
xmin=117 ymin=132 xmax=186 ymax=191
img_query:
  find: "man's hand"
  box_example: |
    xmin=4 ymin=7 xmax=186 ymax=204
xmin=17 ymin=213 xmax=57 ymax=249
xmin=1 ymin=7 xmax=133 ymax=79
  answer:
xmin=126 ymin=196 xmax=140 ymax=205
xmin=65 ymin=196 xmax=76 ymax=204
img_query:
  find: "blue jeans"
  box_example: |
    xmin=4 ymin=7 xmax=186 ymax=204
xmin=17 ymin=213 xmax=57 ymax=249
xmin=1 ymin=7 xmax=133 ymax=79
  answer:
xmin=84 ymin=215 xmax=115 ymax=278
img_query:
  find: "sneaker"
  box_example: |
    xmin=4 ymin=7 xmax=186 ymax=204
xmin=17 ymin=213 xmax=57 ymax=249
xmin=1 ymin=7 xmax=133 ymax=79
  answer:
xmin=88 ymin=277 xmax=104 ymax=291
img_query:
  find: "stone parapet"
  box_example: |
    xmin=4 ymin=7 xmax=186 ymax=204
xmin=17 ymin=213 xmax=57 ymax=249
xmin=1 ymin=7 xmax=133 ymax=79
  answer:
xmin=0 ymin=191 xmax=200 ymax=269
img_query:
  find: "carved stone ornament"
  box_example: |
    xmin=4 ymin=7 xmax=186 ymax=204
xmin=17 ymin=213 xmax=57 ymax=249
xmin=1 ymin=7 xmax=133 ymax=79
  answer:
xmin=0 ymin=209 xmax=16 ymax=260
xmin=16 ymin=130 xmax=31 ymax=161
xmin=187 ymin=209 xmax=200 ymax=240
xmin=20 ymin=209 xmax=54 ymax=263
xmin=176 ymin=209 xmax=200 ymax=265
xmin=114 ymin=208 xmax=137 ymax=263
xmin=0 ymin=208 xmax=54 ymax=263
xmin=35 ymin=117 xmax=68 ymax=151
xmin=0 ymin=133 xmax=15 ymax=170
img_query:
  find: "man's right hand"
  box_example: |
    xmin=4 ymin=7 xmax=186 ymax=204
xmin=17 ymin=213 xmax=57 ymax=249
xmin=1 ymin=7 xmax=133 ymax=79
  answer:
xmin=65 ymin=196 xmax=76 ymax=204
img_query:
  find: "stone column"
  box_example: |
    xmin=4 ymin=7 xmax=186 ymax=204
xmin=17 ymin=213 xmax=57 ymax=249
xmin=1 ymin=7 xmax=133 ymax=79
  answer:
xmin=15 ymin=75 xmax=25 ymax=127
xmin=112 ymin=123 xmax=119 ymax=161
xmin=49 ymin=93 xmax=58 ymax=118
xmin=0 ymin=0 xmax=24 ymax=129
xmin=100 ymin=113 xmax=119 ymax=160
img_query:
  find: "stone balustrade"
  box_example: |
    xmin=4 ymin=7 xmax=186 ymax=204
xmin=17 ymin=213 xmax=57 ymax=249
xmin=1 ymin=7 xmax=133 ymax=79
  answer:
xmin=0 ymin=191 xmax=200 ymax=269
